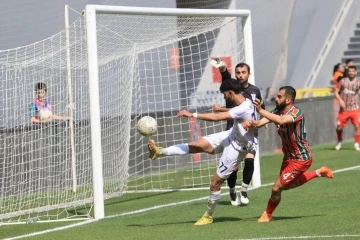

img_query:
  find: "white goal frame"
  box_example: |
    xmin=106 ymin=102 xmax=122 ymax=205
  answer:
xmin=84 ymin=5 xmax=260 ymax=220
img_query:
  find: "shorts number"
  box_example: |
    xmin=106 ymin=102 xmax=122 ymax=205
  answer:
xmin=219 ymin=161 xmax=228 ymax=173
xmin=282 ymin=173 xmax=291 ymax=180
xmin=282 ymin=173 xmax=294 ymax=182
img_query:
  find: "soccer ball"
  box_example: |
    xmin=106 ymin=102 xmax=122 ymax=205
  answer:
xmin=39 ymin=109 xmax=53 ymax=120
xmin=137 ymin=116 xmax=157 ymax=137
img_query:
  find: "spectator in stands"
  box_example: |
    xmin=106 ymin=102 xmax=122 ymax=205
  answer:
xmin=343 ymin=59 xmax=355 ymax=78
xmin=333 ymin=63 xmax=344 ymax=86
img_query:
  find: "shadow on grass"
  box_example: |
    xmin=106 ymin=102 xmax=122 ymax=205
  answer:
xmin=190 ymin=200 xmax=251 ymax=207
xmin=320 ymin=146 xmax=355 ymax=151
xmin=126 ymin=216 xmax=241 ymax=227
xmin=272 ymin=214 xmax=323 ymax=221
xmin=241 ymin=214 xmax=323 ymax=222
xmin=217 ymin=201 xmax=249 ymax=206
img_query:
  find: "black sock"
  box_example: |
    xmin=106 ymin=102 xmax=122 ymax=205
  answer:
xmin=227 ymin=169 xmax=238 ymax=189
xmin=242 ymin=158 xmax=254 ymax=186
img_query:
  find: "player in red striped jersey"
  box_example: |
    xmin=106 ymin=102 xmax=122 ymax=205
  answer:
xmin=334 ymin=65 xmax=360 ymax=151
xmin=246 ymin=86 xmax=334 ymax=222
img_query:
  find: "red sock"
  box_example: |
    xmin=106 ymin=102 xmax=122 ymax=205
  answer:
xmin=355 ymin=135 xmax=360 ymax=143
xmin=298 ymin=171 xmax=318 ymax=185
xmin=265 ymin=198 xmax=280 ymax=215
xmin=337 ymin=130 xmax=343 ymax=142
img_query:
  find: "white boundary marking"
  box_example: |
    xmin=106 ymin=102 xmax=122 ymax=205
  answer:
xmin=4 ymin=165 xmax=360 ymax=240
xmin=3 ymin=219 xmax=99 ymax=240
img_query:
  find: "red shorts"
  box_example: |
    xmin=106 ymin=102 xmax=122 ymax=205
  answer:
xmin=337 ymin=109 xmax=360 ymax=127
xmin=279 ymin=158 xmax=312 ymax=186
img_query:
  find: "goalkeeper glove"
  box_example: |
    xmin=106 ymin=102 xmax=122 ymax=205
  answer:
xmin=210 ymin=57 xmax=226 ymax=72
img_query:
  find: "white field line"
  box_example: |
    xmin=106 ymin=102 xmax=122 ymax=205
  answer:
xmin=5 ymin=165 xmax=360 ymax=240
xmin=3 ymin=219 xmax=99 ymax=240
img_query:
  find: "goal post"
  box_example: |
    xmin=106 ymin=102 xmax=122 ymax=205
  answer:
xmin=84 ymin=5 xmax=260 ymax=220
xmin=0 ymin=5 xmax=260 ymax=224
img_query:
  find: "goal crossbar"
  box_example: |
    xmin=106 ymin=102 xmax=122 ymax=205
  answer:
xmin=86 ymin=5 xmax=251 ymax=17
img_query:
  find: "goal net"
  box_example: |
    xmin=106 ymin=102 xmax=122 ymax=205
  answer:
xmin=0 ymin=5 xmax=256 ymax=223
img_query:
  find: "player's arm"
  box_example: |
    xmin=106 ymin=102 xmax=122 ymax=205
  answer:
xmin=253 ymin=98 xmax=293 ymax=125
xmin=210 ymin=57 xmax=231 ymax=79
xmin=220 ymin=69 xmax=231 ymax=81
xmin=334 ymin=80 xmax=345 ymax=109
xmin=212 ymin=104 xmax=231 ymax=112
xmin=257 ymin=109 xmax=293 ymax=125
xmin=177 ymin=110 xmax=233 ymax=121
xmin=248 ymin=117 xmax=271 ymax=128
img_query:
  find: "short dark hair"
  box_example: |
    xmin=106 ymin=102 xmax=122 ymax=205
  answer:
xmin=220 ymin=78 xmax=242 ymax=94
xmin=35 ymin=82 xmax=47 ymax=92
xmin=333 ymin=63 xmax=342 ymax=75
xmin=279 ymin=86 xmax=296 ymax=101
xmin=348 ymin=65 xmax=357 ymax=71
xmin=346 ymin=59 xmax=354 ymax=65
xmin=235 ymin=62 xmax=251 ymax=73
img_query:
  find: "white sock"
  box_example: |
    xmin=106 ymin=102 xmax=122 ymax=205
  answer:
xmin=204 ymin=190 xmax=221 ymax=217
xmin=160 ymin=144 xmax=189 ymax=156
xmin=241 ymin=182 xmax=249 ymax=192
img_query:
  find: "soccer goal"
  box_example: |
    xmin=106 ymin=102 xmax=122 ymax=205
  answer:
xmin=0 ymin=5 xmax=260 ymax=223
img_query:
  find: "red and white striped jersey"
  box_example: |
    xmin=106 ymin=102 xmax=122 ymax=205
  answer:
xmin=338 ymin=77 xmax=360 ymax=111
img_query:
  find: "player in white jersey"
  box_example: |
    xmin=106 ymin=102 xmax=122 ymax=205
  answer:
xmin=147 ymin=79 xmax=256 ymax=225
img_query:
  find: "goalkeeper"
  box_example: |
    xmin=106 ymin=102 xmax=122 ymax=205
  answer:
xmin=29 ymin=82 xmax=69 ymax=124
xmin=211 ymin=58 xmax=265 ymax=206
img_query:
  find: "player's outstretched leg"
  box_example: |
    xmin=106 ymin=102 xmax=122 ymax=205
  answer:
xmin=258 ymin=166 xmax=334 ymax=223
xmin=148 ymin=140 xmax=162 ymax=160
xmin=147 ymin=140 xmax=190 ymax=160
xmin=148 ymin=138 xmax=215 ymax=160
xmin=317 ymin=166 xmax=334 ymax=178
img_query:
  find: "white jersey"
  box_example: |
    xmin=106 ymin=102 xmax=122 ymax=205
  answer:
xmin=228 ymin=98 xmax=256 ymax=151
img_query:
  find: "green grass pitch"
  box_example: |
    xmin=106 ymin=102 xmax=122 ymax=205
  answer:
xmin=1 ymin=142 xmax=360 ymax=240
